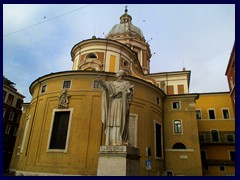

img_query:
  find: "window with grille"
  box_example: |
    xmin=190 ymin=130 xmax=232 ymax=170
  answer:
xmin=6 ymin=94 xmax=14 ymax=105
xmin=63 ymin=80 xmax=71 ymax=89
xmin=174 ymin=120 xmax=182 ymax=134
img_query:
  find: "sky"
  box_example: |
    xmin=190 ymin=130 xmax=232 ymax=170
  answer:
xmin=3 ymin=4 xmax=235 ymax=102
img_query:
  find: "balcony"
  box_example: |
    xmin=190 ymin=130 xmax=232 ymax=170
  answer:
xmin=207 ymin=159 xmax=235 ymax=166
xmin=199 ymin=131 xmax=235 ymax=145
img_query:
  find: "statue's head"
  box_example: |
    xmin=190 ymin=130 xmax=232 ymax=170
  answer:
xmin=116 ymin=69 xmax=126 ymax=78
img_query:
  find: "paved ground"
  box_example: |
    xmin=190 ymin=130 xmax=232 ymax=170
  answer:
xmin=3 ymin=171 xmax=15 ymax=176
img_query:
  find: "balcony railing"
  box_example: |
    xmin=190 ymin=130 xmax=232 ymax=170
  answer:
xmin=199 ymin=131 xmax=235 ymax=145
xmin=207 ymin=159 xmax=235 ymax=165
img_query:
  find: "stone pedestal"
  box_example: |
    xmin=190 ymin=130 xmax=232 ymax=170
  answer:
xmin=97 ymin=145 xmax=141 ymax=176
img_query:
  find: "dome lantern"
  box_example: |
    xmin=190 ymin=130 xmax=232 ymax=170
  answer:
xmin=106 ymin=7 xmax=144 ymax=40
xmin=120 ymin=6 xmax=132 ymax=24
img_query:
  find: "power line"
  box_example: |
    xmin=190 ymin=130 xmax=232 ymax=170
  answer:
xmin=3 ymin=4 xmax=92 ymax=38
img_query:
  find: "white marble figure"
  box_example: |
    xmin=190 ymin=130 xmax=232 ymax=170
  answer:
xmin=58 ymin=89 xmax=71 ymax=109
xmin=99 ymin=70 xmax=134 ymax=146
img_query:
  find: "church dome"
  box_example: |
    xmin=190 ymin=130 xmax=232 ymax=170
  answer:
xmin=107 ymin=8 xmax=144 ymax=40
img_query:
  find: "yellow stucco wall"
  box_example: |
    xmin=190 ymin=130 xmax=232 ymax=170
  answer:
xmin=10 ymin=71 xmax=165 ymax=176
xmin=196 ymin=93 xmax=235 ymax=176
xmin=203 ymin=166 xmax=235 ymax=176
xmin=163 ymin=94 xmax=202 ymax=176
xmin=196 ymin=92 xmax=234 ymax=121
xmin=10 ymin=73 xmax=235 ymax=176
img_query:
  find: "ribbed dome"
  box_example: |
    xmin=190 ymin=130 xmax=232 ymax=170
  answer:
xmin=106 ymin=8 xmax=144 ymax=39
xmin=107 ymin=23 xmax=144 ymax=38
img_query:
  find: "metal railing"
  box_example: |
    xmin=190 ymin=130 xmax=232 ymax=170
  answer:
xmin=199 ymin=131 xmax=235 ymax=144
xmin=207 ymin=159 xmax=235 ymax=165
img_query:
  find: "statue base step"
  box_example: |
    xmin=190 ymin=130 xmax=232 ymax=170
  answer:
xmin=97 ymin=145 xmax=141 ymax=176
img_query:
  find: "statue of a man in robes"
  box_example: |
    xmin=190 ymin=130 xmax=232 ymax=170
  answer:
xmin=99 ymin=70 xmax=134 ymax=146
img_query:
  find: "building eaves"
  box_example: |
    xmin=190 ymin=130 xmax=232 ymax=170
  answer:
xmin=225 ymin=42 xmax=235 ymax=75
xmin=3 ymin=84 xmax=25 ymax=99
xmin=198 ymin=91 xmax=230 ymax=95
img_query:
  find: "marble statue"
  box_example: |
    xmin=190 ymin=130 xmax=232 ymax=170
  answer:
xmin=58 ymin=89 xmax=71 ymax=109
xmin=99 ymin=70 xmax=134 ymax=146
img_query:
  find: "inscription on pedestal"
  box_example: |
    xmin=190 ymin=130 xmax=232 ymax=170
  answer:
xmin=100 ymin=145 xmax=126 ymax=152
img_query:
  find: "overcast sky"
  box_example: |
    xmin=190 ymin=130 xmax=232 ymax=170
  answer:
xmin=3 ymin=4 xmax=235 ymax=102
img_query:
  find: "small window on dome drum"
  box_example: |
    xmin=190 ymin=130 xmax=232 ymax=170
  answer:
xmin=123 ymin=61 xmax=129 ymax=66
xmin=86 ymin=53 xmax=97 ymax=59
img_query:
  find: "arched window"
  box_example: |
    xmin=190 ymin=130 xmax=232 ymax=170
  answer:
xmin=86 ymin=53 xmax=97 ymax=59
xmin=172 ymin=143 xmax=186 ymax=149
xmin=123 ymin=60 xmax=129 ymax=66
xmin=174 ymin=120 xmax=182 ymax=134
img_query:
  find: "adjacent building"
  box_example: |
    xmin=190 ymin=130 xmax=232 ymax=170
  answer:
xmin=196 ymin=92 xmax=235 ymax=176
xmin=164 ymin=93 xmax=202 ymax=176
xmin=225 ymin=43 xmax=235 ymax=114
xmin=3 ymin=76 xmax=25 ymax=171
